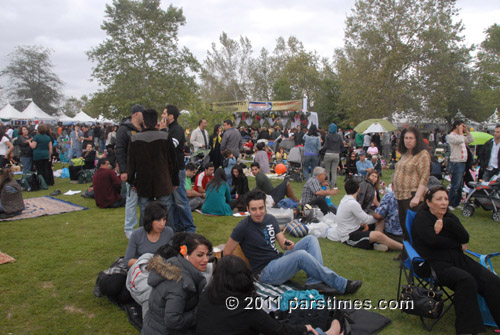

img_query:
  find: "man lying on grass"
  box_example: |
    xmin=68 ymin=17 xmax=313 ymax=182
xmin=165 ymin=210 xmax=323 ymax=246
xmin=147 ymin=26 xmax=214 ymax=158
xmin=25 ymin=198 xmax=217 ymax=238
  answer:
xmin=223 ymin=189 xmax=362 ymax=296
xmin=335 ymin=179 xmax=403 ymax=252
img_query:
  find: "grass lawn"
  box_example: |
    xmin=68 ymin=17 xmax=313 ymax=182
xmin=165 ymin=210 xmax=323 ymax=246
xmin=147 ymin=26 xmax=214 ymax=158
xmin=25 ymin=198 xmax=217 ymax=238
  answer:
xmin=1 ymin=169 xmax=499 ymax=334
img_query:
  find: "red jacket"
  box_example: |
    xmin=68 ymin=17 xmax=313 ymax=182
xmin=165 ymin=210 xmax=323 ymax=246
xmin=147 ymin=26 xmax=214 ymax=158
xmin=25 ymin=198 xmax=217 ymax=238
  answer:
xmin=92 ymin=168 xmax=122 ymax=208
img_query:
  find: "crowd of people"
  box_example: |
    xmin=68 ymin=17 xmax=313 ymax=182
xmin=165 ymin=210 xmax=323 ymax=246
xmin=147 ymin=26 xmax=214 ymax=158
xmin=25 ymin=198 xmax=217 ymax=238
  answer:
xmin=2 ymin=112 xmax=500 ymax=334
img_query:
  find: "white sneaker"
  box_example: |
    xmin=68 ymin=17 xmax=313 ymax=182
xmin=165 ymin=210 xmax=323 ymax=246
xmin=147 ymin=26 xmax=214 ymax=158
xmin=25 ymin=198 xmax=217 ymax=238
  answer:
xmin=448 ymin=206 xmax=455 ymax=211
xmin=125 ymin=231 xmax=133 ymax=239
xmin=456 ymin=205 xmax=463 ymax=210
xmin=373 ymin=243 xmax=388 ymax=252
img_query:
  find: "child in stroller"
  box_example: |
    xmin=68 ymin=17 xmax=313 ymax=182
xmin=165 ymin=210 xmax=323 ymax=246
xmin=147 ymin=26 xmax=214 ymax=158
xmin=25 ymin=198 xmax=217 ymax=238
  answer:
xmin=286 ymin=146 xmax=305 ymax=182
xmin=462 ymin=176 xmax=500 ymax=221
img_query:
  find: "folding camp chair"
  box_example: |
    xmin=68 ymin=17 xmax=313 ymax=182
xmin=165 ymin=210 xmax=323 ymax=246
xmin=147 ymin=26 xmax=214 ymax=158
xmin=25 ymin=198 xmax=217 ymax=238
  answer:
xmin=397 ymin=210 xmax=454 ymax=331
xmin=465 ymin=249 xmax=500 ymax=327
xmin=399 ymin=210 xmax=500 ymax=330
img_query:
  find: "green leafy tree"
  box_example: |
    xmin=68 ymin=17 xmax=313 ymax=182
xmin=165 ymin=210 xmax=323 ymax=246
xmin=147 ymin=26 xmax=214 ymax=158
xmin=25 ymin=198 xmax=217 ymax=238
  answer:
xmin=62 ymin=96 xmax=88 ymax=117
xmin=248 ymin=48 xmax=273 ymax=101
xmin=200 ymin=32 xmax=253 ymax=103
xmin=87 ymin=0 xmax=200 ymax=119
xmin=336 ymin=0 xmax=472 ymax=123
xmin=1 ymin=45 xmax=63 ymax=114
xmin=473 ymin=23 xmax=500 ymax=119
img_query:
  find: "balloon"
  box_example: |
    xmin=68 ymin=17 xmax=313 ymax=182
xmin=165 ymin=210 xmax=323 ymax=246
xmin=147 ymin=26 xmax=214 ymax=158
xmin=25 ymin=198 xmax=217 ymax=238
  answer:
xmin=275 ymin=163 xmax=287 ymax=175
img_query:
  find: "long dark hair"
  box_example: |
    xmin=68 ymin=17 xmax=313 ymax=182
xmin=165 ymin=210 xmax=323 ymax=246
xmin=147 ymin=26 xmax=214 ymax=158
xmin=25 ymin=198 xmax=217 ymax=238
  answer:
xmin=231 ymin=165 xmax=245 ymax=184
xmin=308 ymin=124 xmax=319 ymax=136
xmin=206 ymin=255 xmax=255 ymax=303
xmin=397 ymin=127 xmax=427 ymax=155
xmin=212 ymin=124 xmax=221 ymax=137
xmin=0 ymin=126 xmax=6 ymax=141
xmin=206 ymin=168 xmax=227 ymax=192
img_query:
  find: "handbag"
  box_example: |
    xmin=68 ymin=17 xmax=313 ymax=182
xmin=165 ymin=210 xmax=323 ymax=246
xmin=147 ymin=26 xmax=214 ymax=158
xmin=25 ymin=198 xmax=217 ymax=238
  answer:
xmin=400 ymin=266 xmax=443 ymax=319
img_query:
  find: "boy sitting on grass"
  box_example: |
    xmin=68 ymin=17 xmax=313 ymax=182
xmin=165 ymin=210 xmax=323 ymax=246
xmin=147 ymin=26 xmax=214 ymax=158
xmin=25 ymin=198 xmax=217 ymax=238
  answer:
xmin=335 ymin=179 xmax=403 ymax=252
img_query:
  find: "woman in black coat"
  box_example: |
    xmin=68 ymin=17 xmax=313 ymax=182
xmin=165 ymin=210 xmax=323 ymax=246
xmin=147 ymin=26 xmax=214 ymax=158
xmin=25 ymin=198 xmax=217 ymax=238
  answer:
xmin=209 ymin=124 xmax=223 ymax=169
xmin=356 ymin=171 xmax=380 ymax=213
xmin=229 ymin=165 xmax=249 ymax=212
xmin=344 ymin=152 xmax=358 ymax=181
xmin=412 ymin=186 xmax=500 ymax=334
xmin=196 ymin=255 xmax=343 ymax=335
xmin=142 ymin=233 xmax=212 ymax=335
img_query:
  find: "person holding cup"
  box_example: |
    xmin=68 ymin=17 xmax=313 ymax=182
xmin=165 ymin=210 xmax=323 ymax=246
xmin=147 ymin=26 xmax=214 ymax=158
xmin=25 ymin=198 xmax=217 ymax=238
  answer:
xmin=446 ymin=120 xmax=473 ymax=210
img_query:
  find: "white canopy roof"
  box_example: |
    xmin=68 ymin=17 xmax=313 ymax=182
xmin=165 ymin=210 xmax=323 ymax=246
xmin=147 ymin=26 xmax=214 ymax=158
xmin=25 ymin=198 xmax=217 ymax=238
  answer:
xmin=72 ymin=111 xmax=96 ymax=123
xmin=58 ymin=112 xmax=76 ymax=123
xmin=487 ymin=109 xmax=500 ymax=124
xmin=0 ymin=103 xmax=24 ymax=120
xmin=22 ymin=102 xmax=55 ymax=120
xmin=96 ymin=114 xmax=116 ymax=124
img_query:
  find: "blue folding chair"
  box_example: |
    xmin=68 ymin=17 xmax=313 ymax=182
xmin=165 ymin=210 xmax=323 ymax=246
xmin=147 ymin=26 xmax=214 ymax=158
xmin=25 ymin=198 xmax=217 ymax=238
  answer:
xmin=397 ymin=210 xmax=454 ymax=331
xmin=465 ymin=249 xmax=500 ymax=327
xmin=399 ymin=209 xmax=500 ymax=330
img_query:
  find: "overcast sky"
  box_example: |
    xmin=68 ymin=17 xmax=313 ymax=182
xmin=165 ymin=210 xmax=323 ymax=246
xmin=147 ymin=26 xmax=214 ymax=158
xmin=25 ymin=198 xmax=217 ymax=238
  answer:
xmin=0 ymin=0 xmax=498 ymax=104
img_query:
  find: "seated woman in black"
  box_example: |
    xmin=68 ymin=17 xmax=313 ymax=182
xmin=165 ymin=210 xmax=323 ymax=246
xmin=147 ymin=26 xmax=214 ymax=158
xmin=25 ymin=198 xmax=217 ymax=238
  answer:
xmin=356 ymin=170 xmax=380 ymax=213
xmin=412 ymin=186 xmax=500 ymax=334
xmin=344 ymin=152 xmax=357 ymax=181
xmin=82 ymin=143 xmax=97 ymax=169
xmin=230 ymin=165 xmax=249 ymax=212
xmin=196 ymin=255 xmax=343 ymax=335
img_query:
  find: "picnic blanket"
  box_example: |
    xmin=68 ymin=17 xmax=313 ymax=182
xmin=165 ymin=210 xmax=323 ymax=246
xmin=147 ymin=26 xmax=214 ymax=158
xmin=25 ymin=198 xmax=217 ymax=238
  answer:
xmin=254 ymin=280 xmax=301 ymax=312
xmin=0 ymin=251 xmax=16 ymax=264
xmin=0 ymin=196 xmax=88 ymax=222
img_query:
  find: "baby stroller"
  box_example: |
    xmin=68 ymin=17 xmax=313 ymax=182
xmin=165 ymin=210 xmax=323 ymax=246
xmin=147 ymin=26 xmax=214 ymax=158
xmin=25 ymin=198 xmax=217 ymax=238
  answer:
xmin=285 ymin=146 xmax=305 ymax=182
xmin=190 ymin=149 xmax=210 ymax=175
xmin=462 ymin=178 xmax=500 ymax=221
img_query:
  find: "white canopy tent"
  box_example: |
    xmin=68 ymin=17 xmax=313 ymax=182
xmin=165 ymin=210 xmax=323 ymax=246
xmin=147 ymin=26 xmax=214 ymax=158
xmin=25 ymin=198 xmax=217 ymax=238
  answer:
xmin=22 ymin=102 xmax=55 ymax=121
xmin=72 ymin=111 xmax=96 ymax=124
xmin=58 ymin=112 xmax=76 ymax=124
xmin=96 ymin=114 xmax=116 ymax=125
xmin=0 ymin=103 xmax=24 ymax=120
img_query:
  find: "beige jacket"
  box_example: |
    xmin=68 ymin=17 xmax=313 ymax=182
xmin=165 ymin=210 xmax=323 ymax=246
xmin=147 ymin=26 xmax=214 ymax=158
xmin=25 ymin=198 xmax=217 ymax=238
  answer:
xmin=447 ymin=132 xmax=473 ymax=163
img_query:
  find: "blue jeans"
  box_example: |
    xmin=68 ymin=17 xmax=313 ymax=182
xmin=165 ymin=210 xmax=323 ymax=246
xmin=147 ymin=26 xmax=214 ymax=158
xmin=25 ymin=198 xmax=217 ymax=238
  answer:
xmin=138 ymin=196 xmax=175 ymax=231
xmin=449 ymin=162 xmax=466 ymax=207
xmin=124 ymin=183 xmax=138 ymax=233
xmin=20 ymin=156 xmax=32 ymax=175
xmin=165 ymin=169 xmax=196 ymax=232
xmin=67 ymin=147 xmax=82 ymax=160
xmin=258 ymin=235 xmax=348 ymax=292
xmin=304 ymin=155 xmax=319 ymax=181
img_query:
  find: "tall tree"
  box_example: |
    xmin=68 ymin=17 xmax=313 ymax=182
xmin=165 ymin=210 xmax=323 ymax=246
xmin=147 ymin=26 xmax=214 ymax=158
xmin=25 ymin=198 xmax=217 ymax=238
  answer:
xmin=336 ymin=0 xmax=472 ymax=123
xmin=248 ymin=48 xmax=273 ymax=101
xmin=200 ymin=32 xmax=253 ymax=103
xmin=1 ymin=45 xmax=63 ymax=114
xmin=62 ymin=96 xmax=88 ymax=117
xmin=87 ymin=0 xmax=199 ymax=119
xmin=473 ymin=23 xmax=500 ymax=119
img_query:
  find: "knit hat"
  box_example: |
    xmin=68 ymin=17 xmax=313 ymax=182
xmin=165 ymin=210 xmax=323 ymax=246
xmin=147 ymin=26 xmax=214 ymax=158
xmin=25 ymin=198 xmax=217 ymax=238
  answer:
xmin=329 ymin=123 xmax=338 ymax=134
xmin=130 ymin=104 xmax=145 ymax=115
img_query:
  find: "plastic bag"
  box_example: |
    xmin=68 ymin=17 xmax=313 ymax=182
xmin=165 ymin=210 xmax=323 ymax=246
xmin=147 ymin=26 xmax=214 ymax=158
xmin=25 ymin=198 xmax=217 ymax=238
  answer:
xmin=61 ymin=167 xmax=70 ymax=179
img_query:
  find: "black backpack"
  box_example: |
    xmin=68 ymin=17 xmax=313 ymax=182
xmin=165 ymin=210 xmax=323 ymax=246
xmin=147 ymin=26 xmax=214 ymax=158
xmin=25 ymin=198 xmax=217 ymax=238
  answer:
xmin=25 ymin=173 xmax=41 ymax=192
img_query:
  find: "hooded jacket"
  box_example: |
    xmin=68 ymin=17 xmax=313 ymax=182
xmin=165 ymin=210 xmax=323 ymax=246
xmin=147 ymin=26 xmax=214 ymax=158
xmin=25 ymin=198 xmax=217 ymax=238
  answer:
xmin=127 ymin=129 xmax=179 ymax=198
xmin=142 ymin=255 xmax=206 ymax=335
xmin=115 ymin=117 xmax=141 ymax=174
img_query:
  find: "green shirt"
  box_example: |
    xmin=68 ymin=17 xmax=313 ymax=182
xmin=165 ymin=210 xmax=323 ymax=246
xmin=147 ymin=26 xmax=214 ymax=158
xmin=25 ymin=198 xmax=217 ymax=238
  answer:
xmin=185 ymin=177 xmax=192 ymax=190
xmin=255 ymin=172 xmax=274 ymax=194
xmin=33 ymin=134 xmax=51 ymax=161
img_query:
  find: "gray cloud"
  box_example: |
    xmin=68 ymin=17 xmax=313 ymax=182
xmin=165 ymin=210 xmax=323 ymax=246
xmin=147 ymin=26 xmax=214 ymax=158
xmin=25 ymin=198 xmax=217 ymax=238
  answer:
xmin=0 ymin=0 xmax=497 ymax=103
